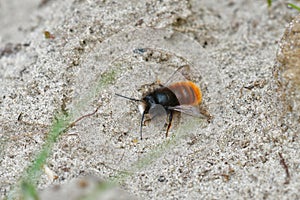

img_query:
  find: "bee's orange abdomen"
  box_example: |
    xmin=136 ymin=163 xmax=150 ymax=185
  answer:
xmin=167 ymin=81 xmax=202 ymax=105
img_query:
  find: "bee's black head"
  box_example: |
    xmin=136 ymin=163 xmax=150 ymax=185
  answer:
xmin=140 ymin=95 xmax=156 ymax=114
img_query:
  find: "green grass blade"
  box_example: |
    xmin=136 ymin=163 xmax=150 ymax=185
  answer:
xmin=7 ymin=68 xmax=120 ymax=200
xmin=267 ymin=0 xmax=272 ymax=7
xmin=288 ymin=3 xmax=300 ymax=12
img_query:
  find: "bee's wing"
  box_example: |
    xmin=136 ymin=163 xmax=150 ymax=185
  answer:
xmin=149 ymin=104 xmax=167 ymax=119
xmin=148 ymin=104 xmax=168 ymax=130
xmin=168 ymin=105 xmax=205 ymax=118
xmin=163 ymin=65 xmax=191 ymax=86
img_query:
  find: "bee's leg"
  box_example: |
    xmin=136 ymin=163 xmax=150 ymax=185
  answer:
xmin=143 ymin=118 xmax=151 ymax=126
xmin=166 ymin=111 xmax=173 ymax=137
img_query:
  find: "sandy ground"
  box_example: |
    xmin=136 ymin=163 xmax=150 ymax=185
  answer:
xmin=1 ymin=0 xmax=300 ymax=199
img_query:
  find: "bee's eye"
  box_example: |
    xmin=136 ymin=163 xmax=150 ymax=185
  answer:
xmin=144 ymin=96 xmax=156 ymax=104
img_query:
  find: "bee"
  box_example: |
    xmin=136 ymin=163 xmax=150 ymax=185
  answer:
xmin=116 ymin=66 xmax=209 ymax=139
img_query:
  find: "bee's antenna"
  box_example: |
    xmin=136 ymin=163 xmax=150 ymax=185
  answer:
xmin=140 ymin=111 xmax=145 ymax=140
xmin=115 ymin=93 xmax=141 ymax=102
